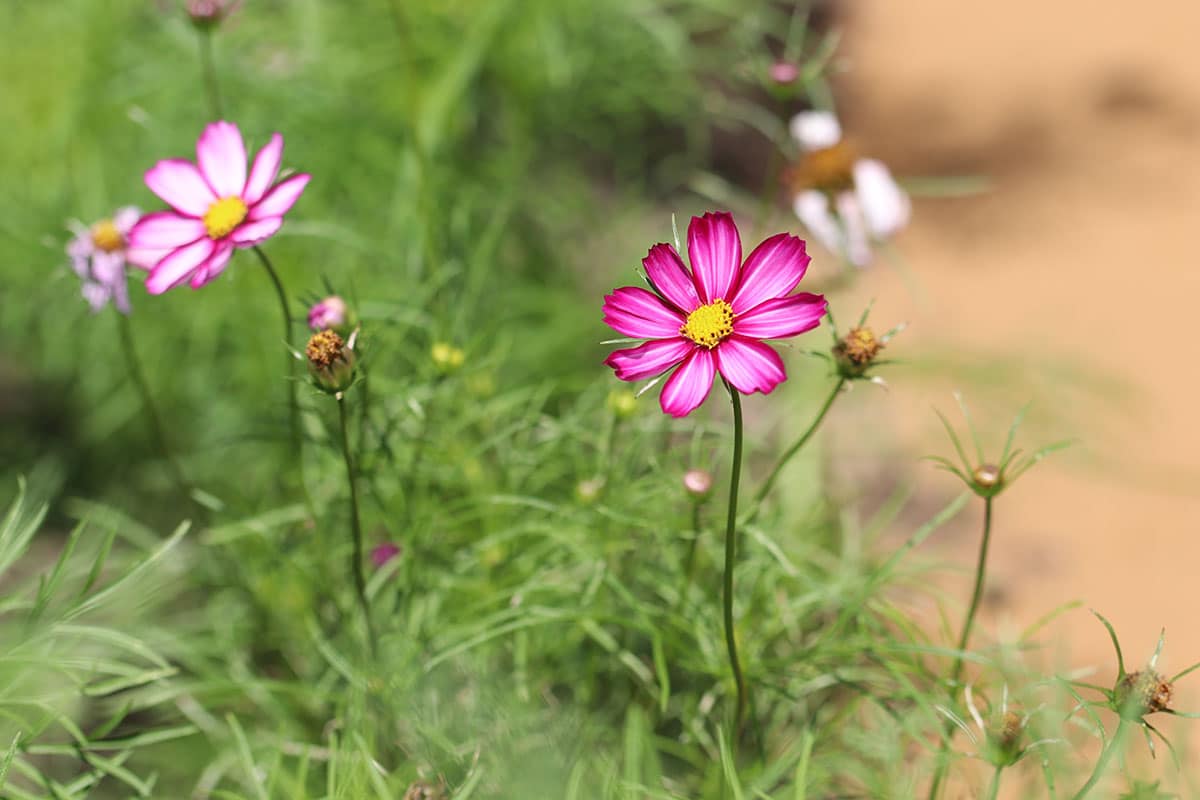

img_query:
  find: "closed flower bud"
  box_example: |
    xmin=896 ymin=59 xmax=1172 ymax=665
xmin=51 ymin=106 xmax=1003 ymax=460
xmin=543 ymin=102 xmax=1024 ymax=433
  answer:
xmin=306 ymin=330 xmax=356 ymax=394
xmin=575 ymin=477 xmax=605 ymax=505
xmin=403 ymin=779 xmax=447 ymax=800
xmin=833 ymin=327 xmax=884 ymax=378
xmin=607 ymin=389 xmax=638 ymax=418
xmin=307 ymin=295 xmax=351 ymax=333
xmin=1116 ymin=670 xmax=1173 ymax=719
xmin=972 ymin=463 xmax=1003 ymax=492
xmin=187 ymin=0 xmax=240 ymax=29
xmin=431 ymin=342 xmax=465 ymax=374
xmin=985 ymin=709 xmax=1025 ymax=766
xmin=683 ymin=469 xmax=713 ymax=501
xmin=371 ymin=542 xmax=401 ymax=568
xmin=768 ymin=60 xmax=800 ymax=86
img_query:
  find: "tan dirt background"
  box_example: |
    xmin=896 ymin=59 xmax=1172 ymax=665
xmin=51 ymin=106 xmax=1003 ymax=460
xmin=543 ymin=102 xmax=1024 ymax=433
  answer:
xmin=822 ymin=0 xmax=1199 ymax=788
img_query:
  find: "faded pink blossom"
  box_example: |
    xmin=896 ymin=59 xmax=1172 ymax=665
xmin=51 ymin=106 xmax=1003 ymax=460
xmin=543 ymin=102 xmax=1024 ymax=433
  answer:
xmin=370 ymin=542 xmax=401 ymax=568
xmin=307 ymin=295 xmax=348 ymax=331
xmin=603 ymin=212 xmax=827 ymax=418
xmin=66 ymin=207 xmax=159 ymax=314
xmin=768 ymin=61 xmax=800 ymax=85
xmin=187 ymin=0 xmax=241 ymax=28
xmin=128 ymin=121 xmax=310 ymax=294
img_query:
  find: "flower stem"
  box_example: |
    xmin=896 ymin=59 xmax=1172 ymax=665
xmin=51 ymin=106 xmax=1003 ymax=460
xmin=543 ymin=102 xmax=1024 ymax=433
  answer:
xmin=116 ymin=313 xmax=191 ymax=502
xmin=723 ymin=382 xmax=748 ymax=736
xmin=251 ymin=246 xmax=302 ymax=459
xmin=675 ymin=502 xmax=704 ymax=611
xmin=197 ymin=29 xmax=223 ymax=119
xmin=1070 ymin=719 xmax=1128 ymax=800
xmin=338 ymin=394 xmax=377 ymax=657
xmin=743 ymin=377 xmax=844 ymax=523
xmin=927 ymin=496 xmax=995 ymax=800
xmin=985 ymin=766 xmax=1003 ymax=800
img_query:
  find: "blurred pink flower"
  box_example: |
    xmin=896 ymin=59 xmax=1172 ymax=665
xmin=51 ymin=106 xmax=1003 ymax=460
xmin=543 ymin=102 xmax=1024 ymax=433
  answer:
xmin=308 ymin=295 xmax=348 ymax=331
xmin=602 ymin=212 xmax=827 ymax=418
xmin=371 ymin=542 xmax=401 ymax=568
xmin=768 ymin=61 xmax=800 ymax=85
xmin=129 ymin=121 xmax=310 ymax=294
xmin=187 ymin=0 xmax=241 ymax=28
xmin=66 ymin=207 xmax=159 ymax=314
xmin=789 ymin=111 xmax=910 ymax=267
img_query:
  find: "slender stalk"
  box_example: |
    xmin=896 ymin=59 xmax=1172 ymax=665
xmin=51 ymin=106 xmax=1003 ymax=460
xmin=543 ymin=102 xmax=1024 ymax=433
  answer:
xmin=338 ymin=394 xmax=377 ymax=656
xmin=1070 ymin=719 xmax=1127 ymax=800
xmin=675 ymin=502 xmax=704 ymax=611
xmin=197 ymin=29 xmax=223 ymax=119
xmin=743 ymin=377 xmax=844 ymax=523
xmin=928 ymin=496 xmax=995 ymax=799
xmin=251 ymin=247 xmax=302 ymax=459
xmin=985 ymin=765 xmax=1003 ymax=800
xmin=116 ymin=313 xmax=191 ymax=500
xmin=723 ymin=383 xmax=748 ymax=735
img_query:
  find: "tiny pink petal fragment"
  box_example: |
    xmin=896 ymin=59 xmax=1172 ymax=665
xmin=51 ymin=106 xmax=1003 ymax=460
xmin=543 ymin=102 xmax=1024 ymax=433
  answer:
xmin=243 ymin=133 xmax=283 ymax=205
xmin=729 ymin=232 xmax=810 ymax=314
xmin=371 ymin=542 xmax=401 ymax=568
xmin=230 ymin=216 xmax=283 ymax=246
xmin=854 ymin=158 xmax=910 ymax=237
xmin=248 ymin=173 xmax=310 ymax=220
xmin=128 ymin=212 xmax=206 ymax=249
xmin=145 ymin=237 xmax=215 ymax=294
xmin=602 ymin=286 xmax=685 ymax=339
xmin=733 ymin=293 xmax=827 ymax=340
xmin=789 ymin=111 xmax=842 ymax=151
xmin=190 ymin=241 xmax=234 ymax=288
xmin=687 ymin=212 xmax=741 ymax=303
xmin=660 ymin=348 xmax=715 ymax=418
xmin=715 ymin=337 xmax=787 ymax=395
xmin=197 ymin=121 xmax=248 ymax=198
xmin=145 ymin=159 xmax=216 ymax=217
xmin=604 ymin=338 xmax=693 ymax=382
xmin=125 ymin=246 xmax=171 ymax=271
xmin=642 ymin=243 xmax=699 ymax=312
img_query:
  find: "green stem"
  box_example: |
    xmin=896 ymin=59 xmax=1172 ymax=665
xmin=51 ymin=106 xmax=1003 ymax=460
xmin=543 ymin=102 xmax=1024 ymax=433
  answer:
xmin=985 ymin=765 xmax=1003 ymax=800
xmin=1070 ymin=719 xmax=1127 ymax=800
xmin=338 ymin=395 xmax=377 ymax=657
xmin=251 ymin=247 xmax=302 ymax=458
xmin=675 ymin=502 xmax=704 ymax=611
xmin=116 ymin=313 xmax=191 ymax=501
xmin=927 ymin=496 xmax=995 ymax=799
xmin=744 ymin=377 xmax=844 ymax=523
xmin=197 ymin=29 xmax=223 ymax=119
xmin=723 ymin=383 xmax=748 ymax=736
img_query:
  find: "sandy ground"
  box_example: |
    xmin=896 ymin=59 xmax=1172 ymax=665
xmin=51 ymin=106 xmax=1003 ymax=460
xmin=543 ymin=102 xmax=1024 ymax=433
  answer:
xmin=821 ymin=0 xmax=1200 ymax=788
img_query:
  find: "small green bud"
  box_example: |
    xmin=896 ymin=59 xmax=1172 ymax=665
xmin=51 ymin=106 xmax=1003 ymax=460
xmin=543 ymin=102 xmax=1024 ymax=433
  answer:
xmin=607 ymin=389 xmax=638 ymax=419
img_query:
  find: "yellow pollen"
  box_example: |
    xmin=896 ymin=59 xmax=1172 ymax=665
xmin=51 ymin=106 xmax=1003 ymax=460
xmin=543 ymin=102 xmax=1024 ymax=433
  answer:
xmin=203 ymin=195 xmax=248 ymax=239
xmin=91 ymin=219 xmax=125 ymax=253
xmin=680 ymin=299 xmax=735 ymax=349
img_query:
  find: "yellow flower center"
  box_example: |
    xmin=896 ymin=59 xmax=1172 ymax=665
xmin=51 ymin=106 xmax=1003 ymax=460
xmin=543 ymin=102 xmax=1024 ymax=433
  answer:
xmin=680 ymin=299 xmax=735 ymax=349
xmin=90 ymin=219 xmax=125 ymax=253
xmin=203 ymin=196 xmax=248 ymax=239
xmin=787 ymin=140 xmax=857 ymax=195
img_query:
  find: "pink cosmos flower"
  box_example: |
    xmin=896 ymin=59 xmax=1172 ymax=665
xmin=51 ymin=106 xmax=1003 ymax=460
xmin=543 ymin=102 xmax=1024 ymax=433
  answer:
xmin=307 ymin=295 xmax=348 ymax=331
xmin=128 ymin=121 xmax=310 ymax=294
xmin=602 ymin=212 xmax=827 ymax=418
xmin=66 ymin=206 xmax=160 ymax=314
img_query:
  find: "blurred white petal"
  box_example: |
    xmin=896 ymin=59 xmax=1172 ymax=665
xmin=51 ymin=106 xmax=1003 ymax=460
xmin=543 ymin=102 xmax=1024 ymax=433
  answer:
xmin=835 ymin=192 xmax=875 ymax=267
xmin=789 ymin=111 xmax=842 ymax=151
xmin=793 ymin=190 xmax=842 ymax=257
xmin=854 ymin=158 xmax=910 ymax=237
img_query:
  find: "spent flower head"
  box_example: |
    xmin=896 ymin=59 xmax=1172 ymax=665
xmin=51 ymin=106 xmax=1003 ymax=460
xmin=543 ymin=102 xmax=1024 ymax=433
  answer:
xmin=602 ymin=212 xmax=827 ymax=417
xmin=937 ymin=683 xmax=1056 ymax=769
xmin=818 ymin=302 xmax=904 ymax=384
xmin=66 ymin=207 xmax=158 ymax=314
xmin=927 ymin=394 xmax=1071 ymax=499
xmin=306 ymin=329 xmax=356 ymax=394
xmin=788 ymin=111 xmax=910 ymax=267
xmin=128 ymin=121 xmax=310 ymax=294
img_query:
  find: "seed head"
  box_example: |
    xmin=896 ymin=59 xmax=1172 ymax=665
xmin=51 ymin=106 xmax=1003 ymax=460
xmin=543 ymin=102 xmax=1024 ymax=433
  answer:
xmin=306 ymin=330 xmax=356 ymax=394
xmin=832 ymin=326 xmax=884 ymax=377
xmin=984 ymin=709 xmax=1026 ymax=766
xmin=1117 ymin=670 xmax=1173 ymax=719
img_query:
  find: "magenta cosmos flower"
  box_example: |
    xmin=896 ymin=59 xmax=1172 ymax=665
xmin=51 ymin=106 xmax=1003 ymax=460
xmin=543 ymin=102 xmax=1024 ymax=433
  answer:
xmin=603 ymin=212 xmax=827 ymax=418
xmin=128 ymin=121 xmax=310 ymax=294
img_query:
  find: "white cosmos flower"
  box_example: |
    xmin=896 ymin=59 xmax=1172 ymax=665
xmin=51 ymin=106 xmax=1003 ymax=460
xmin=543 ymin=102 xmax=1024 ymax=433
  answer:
xmin=789 ymin=111 xmax=910 ymax=268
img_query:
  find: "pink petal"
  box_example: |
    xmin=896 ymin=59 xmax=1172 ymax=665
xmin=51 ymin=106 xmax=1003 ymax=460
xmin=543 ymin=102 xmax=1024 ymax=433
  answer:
xmin=196 ymin=121 xmax=247 ymax=198
xmin=715 ymin=337 xmax=787 ymax=395
xmin=248 ymin=174 xmax=310 ymax=221
xmin=734 ymin=293 xmax=827 ymax=340
xmin=854 ymin=158 xmax=910 ymax=237
xmin=189 ymin=241 xmax=234 ymax=288
xmin=145 ymin=159 xmax=215 ymax=217
xmin=125 ymin=246 xmax=171 ymax=271
xmin=602 ymin=286 xmax=685 ymax=339
xmin=660 ymin=348 xmax=716 ymax=418
xmin=145 ymin=238 xmax=215 ymax=294
xmin=729 ymin=232 xmax=811 ymax=314
xmin=604 ymin=338 xmax=693 ymax=382
xmin=243 ymin=133 xmax=283 ymax=205
xmin=642 ymin=243 xmax=700 ymax=312
xmin=230 ymin=216 xmax=283 ymax=246
xmin=687 ymin=212 xmax=741 ymax=303
xmin=113 ymin=206 xmax=142 ymax=233
xmin=128 ymin=211 xmax=206 ymax=249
